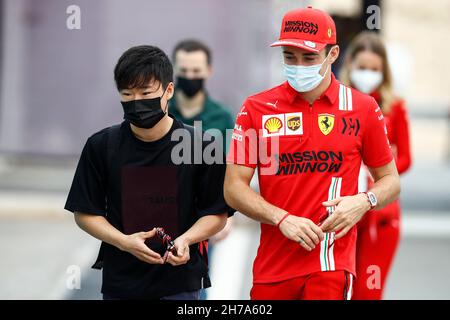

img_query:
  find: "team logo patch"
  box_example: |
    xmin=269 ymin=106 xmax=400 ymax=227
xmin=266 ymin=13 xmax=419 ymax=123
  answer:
xmin=264 ymin=117 xmax=283 ymax=134
xmin=341 ymin=117 xmax=360 ymax=136
xmin=283 ymin=20 xmax=319 ymax=35
xmin=232 ymin=132 xmax=243 ymax=141
xmin=328 ymin=27 xmax=332 ymax=38
xmin=237 ymin=105 xmax=247 ymax=118
xmin=262 ymin=114 xmax=284 ymax=137
xmin=266 ymin=100 xmax=278 ymax=108
xmin=285 ymin=112 xmax=303 ymax=135
xmin=287 ymin=116 xmax=301 ymax=130
xmin=318 ymin=114 xmax=335 ymax=135
xmin=304 ymin=40 xmax=316 ymax=48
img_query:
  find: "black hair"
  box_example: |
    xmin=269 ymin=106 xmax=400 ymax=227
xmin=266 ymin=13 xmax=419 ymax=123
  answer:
xmin=172 ymin=39 xmax=212 ymax=65
xmin=324 ymin=44 xmax=333 ymax=55
xmin=114 ymin=45 xmax=173 ymax=91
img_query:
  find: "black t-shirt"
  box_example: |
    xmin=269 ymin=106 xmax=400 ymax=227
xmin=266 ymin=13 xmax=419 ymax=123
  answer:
xmin=64 ymin=116 xmax=232 ymax=299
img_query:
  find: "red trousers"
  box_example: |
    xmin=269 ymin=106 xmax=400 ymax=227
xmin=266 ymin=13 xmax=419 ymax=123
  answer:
xmin=353 ymin=201 xmax=401 ymax=300
xmin=251 ymin=270 xmax=353 ymax=300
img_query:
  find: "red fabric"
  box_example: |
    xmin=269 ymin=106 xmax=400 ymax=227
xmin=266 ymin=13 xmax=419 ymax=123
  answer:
xmin=369 ymin=92 xmax=412 ymax=174
xmin=386 ymin=102 xmax=412 ymax=174
xmin=199 ymin=240 xmax=209 ymax=265
xmin=354 ymin=93 xmax=411 ymax=299
xmin=270 ymin=6 xmax=336 ymax=52
xmin=251 ymin=270 xmax=353 ymax=300
xmin=227 ymin=74 xmax=393 ymax=283
xmin=353 ymin=203 xmax=400 ymax=300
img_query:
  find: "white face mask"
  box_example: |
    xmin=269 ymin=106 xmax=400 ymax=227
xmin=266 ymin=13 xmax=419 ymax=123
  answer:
xmin=283 ymin=50 xmax=331 ymax=93
xmin=350 ymin=69 xmax=383 ymax=94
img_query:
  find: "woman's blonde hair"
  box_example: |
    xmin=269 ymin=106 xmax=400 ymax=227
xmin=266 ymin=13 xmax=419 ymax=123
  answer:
xmin=340 ymin=31 xmax=394 ymax=113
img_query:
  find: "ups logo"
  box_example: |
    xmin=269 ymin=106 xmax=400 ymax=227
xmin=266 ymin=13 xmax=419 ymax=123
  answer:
xmin=287 ymin=116 xmax=301 ymax=131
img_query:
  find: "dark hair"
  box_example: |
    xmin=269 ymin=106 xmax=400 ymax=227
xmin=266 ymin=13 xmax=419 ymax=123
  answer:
xmin=324 ymin=44 xmax=332 ymax=56
xmin=114 ymin=45 xmax=173 ymax=91
xmin=172 ymin=39 xmax=212 ymax=65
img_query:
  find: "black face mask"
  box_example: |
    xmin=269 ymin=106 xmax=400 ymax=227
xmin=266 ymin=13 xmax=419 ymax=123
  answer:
xmin=176 ymin=76 xmax=204 ymax=98
xmin=121 ymin=93 xmax=168 ymax=129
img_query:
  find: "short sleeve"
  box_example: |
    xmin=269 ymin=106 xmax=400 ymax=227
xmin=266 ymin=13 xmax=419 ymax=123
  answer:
xmin=196 ymin=135 xmax=235 ymax=218
xmin=362 ymin=98 xmax=394 ymax=168
xmin=391 ymin=101 xmax=412 ymax=174
xmin=226 ymin=101 xmax=258 ymax=168
xmin=64 ymin=135 xmax=107 ymax=216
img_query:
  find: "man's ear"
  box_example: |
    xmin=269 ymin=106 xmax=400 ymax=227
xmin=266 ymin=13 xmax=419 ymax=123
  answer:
xmin=206 ymin=65 xmax=213 ymax=79
xmin=165 ymin=82 xmax=175 ymax=100
xmin=329 ymin=45 xmax=340 ymax=64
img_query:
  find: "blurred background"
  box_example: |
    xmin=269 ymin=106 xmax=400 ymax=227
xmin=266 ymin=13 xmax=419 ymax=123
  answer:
xmin=0 ymin=0 xmax=449 ymax=299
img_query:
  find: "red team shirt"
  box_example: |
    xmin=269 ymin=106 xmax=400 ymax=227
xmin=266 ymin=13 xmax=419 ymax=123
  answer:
xmin=371 ymin=92 xmax=411 ymax=175
xmin=227 ymin=74 xmax=393 ymax=283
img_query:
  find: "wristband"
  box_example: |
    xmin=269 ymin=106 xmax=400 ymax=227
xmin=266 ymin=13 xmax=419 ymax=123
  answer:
xmin=276 ymin=212 xmax=291 ymax=228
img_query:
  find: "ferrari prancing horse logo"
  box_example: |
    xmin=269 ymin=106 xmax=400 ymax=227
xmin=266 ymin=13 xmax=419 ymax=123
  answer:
xmin=318 ymin=114 xmax=335 ymax=135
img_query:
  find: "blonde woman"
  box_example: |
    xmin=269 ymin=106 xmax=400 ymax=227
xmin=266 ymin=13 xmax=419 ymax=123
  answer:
xmin=340 ymin=31 xmax=412 ymax=299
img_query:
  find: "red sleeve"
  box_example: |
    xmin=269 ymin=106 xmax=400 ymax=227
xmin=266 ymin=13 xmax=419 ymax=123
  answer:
xmin=361 ymin=98 xmax=394 ymax=168
xmin=390 ymin=101 xmax=412 ymax=174
xmin=226 ymin=100 xmax=258 ymax=168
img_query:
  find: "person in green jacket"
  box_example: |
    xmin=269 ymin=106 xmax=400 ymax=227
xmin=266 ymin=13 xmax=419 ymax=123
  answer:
xmin=170 ymin=39 xmax=234 ymax=149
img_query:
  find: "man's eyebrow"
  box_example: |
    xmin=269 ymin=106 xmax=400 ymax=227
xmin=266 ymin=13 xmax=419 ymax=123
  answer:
xmin=120 ymin=86 xmax=159 ymax=92
xmin=303 ymin=52 xmax=319 ymax=57
xmin=283 ymin=50 xmax=318 ymax=57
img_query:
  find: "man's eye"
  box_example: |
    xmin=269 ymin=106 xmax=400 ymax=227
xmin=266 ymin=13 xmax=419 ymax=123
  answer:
xmin=143 ymin=92 xmax=151 ymax=95
xmin=122 ymin=92 xmax=131 ymax=96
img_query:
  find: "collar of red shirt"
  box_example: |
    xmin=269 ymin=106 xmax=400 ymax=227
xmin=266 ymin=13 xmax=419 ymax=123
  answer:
xmin=282 ymin=72 xmax=340 ymax=106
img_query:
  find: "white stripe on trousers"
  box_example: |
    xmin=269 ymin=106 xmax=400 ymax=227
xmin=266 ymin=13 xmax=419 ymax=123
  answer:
xmin=346 ymin=274 xmax=353 ymax=300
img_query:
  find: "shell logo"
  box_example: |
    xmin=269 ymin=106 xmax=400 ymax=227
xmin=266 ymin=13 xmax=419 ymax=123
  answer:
xmin=264 ymin=117 xmax=282 ymax=134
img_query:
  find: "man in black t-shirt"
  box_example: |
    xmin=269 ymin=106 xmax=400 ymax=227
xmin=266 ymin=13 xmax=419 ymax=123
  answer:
xmin=65 ymin=45 xmax=232 ymax=300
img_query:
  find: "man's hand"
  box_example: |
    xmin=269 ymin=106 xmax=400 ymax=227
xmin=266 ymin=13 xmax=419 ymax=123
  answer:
xmin=120 ymin=228 xmax=164 ymax=264
xmin=320 ymin=194 xmax=371 ymax=239
xmin=166 ymin=237 xmax=191 ymax=266
xmin=278 ymin=215 xmax=324 ymax=251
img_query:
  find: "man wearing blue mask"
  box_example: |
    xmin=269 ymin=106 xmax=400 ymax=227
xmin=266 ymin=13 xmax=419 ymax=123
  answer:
xmin=225 ymin=7 xmax=400 ymax=300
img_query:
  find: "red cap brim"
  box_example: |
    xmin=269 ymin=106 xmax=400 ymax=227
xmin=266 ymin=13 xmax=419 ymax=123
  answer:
xmin=270 ymin=39 xmax=327 ymax=53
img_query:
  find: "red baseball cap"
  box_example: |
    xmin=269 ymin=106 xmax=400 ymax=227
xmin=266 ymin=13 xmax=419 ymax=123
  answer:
xmin=270 ymin=6 xmax=336 ymax=53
